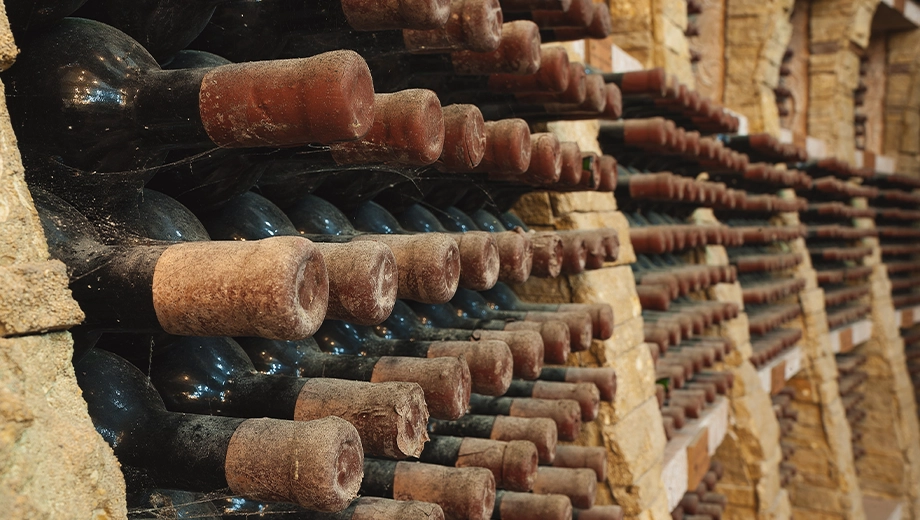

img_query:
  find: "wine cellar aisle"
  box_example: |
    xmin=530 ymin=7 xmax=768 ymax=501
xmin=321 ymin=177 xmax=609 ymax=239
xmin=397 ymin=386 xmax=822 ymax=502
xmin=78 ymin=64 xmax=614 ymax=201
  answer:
xmin=2 ymin=1 xmax=920 ymax=520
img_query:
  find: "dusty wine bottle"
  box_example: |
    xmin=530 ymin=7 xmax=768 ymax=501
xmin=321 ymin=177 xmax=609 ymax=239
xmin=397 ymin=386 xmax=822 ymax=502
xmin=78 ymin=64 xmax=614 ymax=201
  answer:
xmin=35 ymin=189 xmax=329 ymax=340
xmin=148 ymin=335 xmax=430 ymax=458
xmin=75 ymin=348 xmax=364 ymax=511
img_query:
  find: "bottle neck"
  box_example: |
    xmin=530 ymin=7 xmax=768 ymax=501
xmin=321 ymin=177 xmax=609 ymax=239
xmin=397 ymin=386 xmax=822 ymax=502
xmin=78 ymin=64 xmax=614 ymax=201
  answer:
xmin=151 ymin=337 xmax=305 ymax=419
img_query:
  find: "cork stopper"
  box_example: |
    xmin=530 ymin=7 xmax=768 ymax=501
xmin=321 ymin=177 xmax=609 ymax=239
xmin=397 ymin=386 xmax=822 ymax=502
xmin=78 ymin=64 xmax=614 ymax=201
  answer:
xmin=330 ymin=90 xmax=445 ymax=166
xmin=427 ymin=340 xmax=514 ymax=396
xmin=472 ymin=119 xmax=532 ymax=174
xmin=530 ymin=232 xmax=564 ymax=278
xmin=152 ymin=236 xmax=328 ymax=340
xmin=556 ymin=231 xmax=587 ymax=274
xmin=294 ymin=379 xmax=429 ymax=459
xmin=456 ymin=438 xmax=539 ymax=492
xmin=531 ymin=0 xmax=594 ymax=27
xmin=524 ymin=310 xmax=593 ymax=352
xmin=602 ymin=84 xmax=623 ymax=120
xmin=556 ymin=142 xmax=583 ymax=186
xmin=623 ymin=117 xmax=669 ymax=147
xmin=352 ymin=498 xmax=446 ymax=520
xmin=617 ymin=68 xmax=667 ymax=96
xmin=371 ymin=356 xmax=471 ymax=420
xmin=580 ymin=74 xmax=608 ymax=113
xmin=476 ymin=329 xmax=545 ymax=379
xmin=522 ymin=133 xmax=563 ymax=184
xmin=354 ymin=234 xmax=460 ymax=304
xmin=494 ymin=230 xmax=534 ymax=283
xmin=532 ymin=467 xmax=597 ymax=509
xmin=487 ymin=46 xmax=571 ymax=93
xmin=508 ymin=398 xmax=582 ymax=441
xmin=553 ymin=445 xmax=607 ymax=481
xmin=403 ymin=0 xmax=504 ymax=53
xmin=454 ymin=231 xmax=501 ymax=290
xmin=491 ymin=416 xmax=558 ymax=463
xmin=313 ymin=242 xmax=397 ymax=325
xmin=438 ymin=104 xmax=487 ymax=171
xmin=557 ymin=303 xmax=614 ymax=340
xmin=597 ymin=155 xmax=617 ymax=192
xmin=562 ymin=367 xmax=617 ymax=402
xmin=496 ymin=492 xmax=572 ymax=520
xmin=531 ymin=381 xmax=600 ymax=421
xmin=224 ymin=417 xmax=363 ymax=511
xmin=451 ymin=21 xmax=542 ymax=75
xmin=342 ymin=0 xmax=451 ymax=30
xmin=200 ymin=51 xmax=374 ymax=147
xmin=393 ymin=463 xmax=496 ymax=520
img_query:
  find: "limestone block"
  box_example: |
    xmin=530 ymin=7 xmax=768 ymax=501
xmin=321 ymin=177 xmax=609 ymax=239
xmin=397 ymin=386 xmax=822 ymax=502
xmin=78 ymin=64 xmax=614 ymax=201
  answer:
xmin=568 ymin=266 xmax=642 ymax=327
xmin=799 ymin=287 xmax=827 ymax=315
xmin=611 ymin=462 xmax=666 ymax=515
xmin=549 ymin=192 xmax=617 ymax=216
xmin=0 ymin=261 xmax=84 ymax=337
xmin=720 ymin=314 xmax=751 ymax=350
xmin=512 ymin=192 xmax=555 ymax=226
xmin=0 ymin=333 xmax=126 ymax=519
xmin=605 ymin=315 xmax=646 ymax=360
xmin=607 ymin=341 xmax=657 ymax=422
xmin=603 ymin=396 xmax=667 ymax=486
xmin=608 ymin=0 xmax=653 ymax=34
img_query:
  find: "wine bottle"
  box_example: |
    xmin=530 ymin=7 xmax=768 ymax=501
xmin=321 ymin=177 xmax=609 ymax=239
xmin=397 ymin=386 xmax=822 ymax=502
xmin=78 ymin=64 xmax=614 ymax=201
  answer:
xmin=471 ymin=209 xmax=565 ymax=279
xmin=315 ymin=319 xmax=514 ymax=396
xmin=351 ymin=201 xmax=501 ymax=291
xmin=378 ymin=301 xmax=545 ymax=379
xmin=467 ymin=394 xmax=582 ymax=441
xmin=482 ymin=282 xmax=614 ymax=340
xmin=503 ymin=380 xmax=600 ymax=421
xmin=492 ymin=492 xmax=572 ymax=520
xmin=420 ymin=435 xmax=539 ymax=491
xmin=451 ymin=287 xmax=593 ymax=351
xmin=213 ymin=496 xmax=447 ymax=520
xmin=148 ymin=335 xmax=430 ymax=458
xmin=408 ymin=300 xmax=571 ymax=365
xmin=531 ymin=467 xmax=597 ymax=509
xmin=428 ymin=415 xmax=558 ymax=464
xmin=550 ymin=446 xmax=607 ymax=482
xmin=198 ymin=191 xmax=398 ymax=325
xmin=127 ymin=488 xmax=220 ymax=519
xmin=5 ymin=0 xmax=87 ymax=37
xmin=74 ymin=0 xmax=223 ymax=62
xmin=368 ymin=21 xmax=542 ymax=92
xmin=193 ymin=0 xmax=453 ymax=63
xmin=434 ymin=205 xmax=534 ymax=284
xmin=361 ymin=459 xmax=496 ymax=520
xmin=75 ymin=348 xmax=364 ymax=511
xmin=277 ymin=0 xmax=504 ymax=60
xmin=503 ymin=0 xmax=593 ymax=27
xmin=34 ymin=189 xmax=328 ymax=339
xmin=6 ymin=19 xmax=375 ymax=173
xmin=236 ymin=337 xmax=471 ymax=420
xmin=539 ymin=366 xmax=616 ymax=402
xmin=284 ymin=194 xmax=463 ymax=304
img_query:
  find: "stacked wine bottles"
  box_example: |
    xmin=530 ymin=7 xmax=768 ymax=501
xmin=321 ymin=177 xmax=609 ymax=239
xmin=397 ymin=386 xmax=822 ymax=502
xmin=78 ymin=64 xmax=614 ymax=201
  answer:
xmin=3 ymin=0 xmax=640 ymax=518
xmin=669 ymin=462 xmax=728 ymax=520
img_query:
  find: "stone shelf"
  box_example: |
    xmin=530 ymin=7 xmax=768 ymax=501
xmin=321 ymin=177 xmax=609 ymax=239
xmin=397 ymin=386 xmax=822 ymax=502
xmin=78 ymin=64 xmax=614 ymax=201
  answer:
xmin=830 ymin=319 xmax=874 ymax=354
xmin=863 ymin=495 xmax=904 ymax=520
xmin=757 ymin=345 xmax=804 ymax=394
xmin=661 ymin=396 xmax=730 ymax=511
xmin=894 ymin=305 xmax=920 ymax=329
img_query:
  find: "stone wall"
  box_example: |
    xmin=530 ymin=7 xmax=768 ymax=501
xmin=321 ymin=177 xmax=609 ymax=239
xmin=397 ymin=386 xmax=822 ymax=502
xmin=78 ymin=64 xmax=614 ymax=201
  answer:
xmin=0 ymin=2 xmax=128 ymax=517
xmin=723 ymin=0 xmax=794 ymax=135
xmin=608 ymin=0 xmax=696 ymax=86
xmin=884 ymin=28 xmax=920 ymax=175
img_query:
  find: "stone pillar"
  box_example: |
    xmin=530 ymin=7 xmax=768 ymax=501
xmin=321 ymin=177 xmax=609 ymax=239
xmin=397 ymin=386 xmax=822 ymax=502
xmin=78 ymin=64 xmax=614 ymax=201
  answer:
xmin=607 ymin=0 xmax=695 ymax=86
xmin=0 ymin=2 xmax=128 ymax=518
xmin=723 ymin=0 xmax=795 ymax=135
xmin=884 ymin=28 xmax=920 ymax=176
xmin=780 ymin=217 xmax=865 ymax=520
xmin=851 ymin=208 xmax=920 ymax=519
xmin=690 ymin=211 xmax=791 ymax=520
